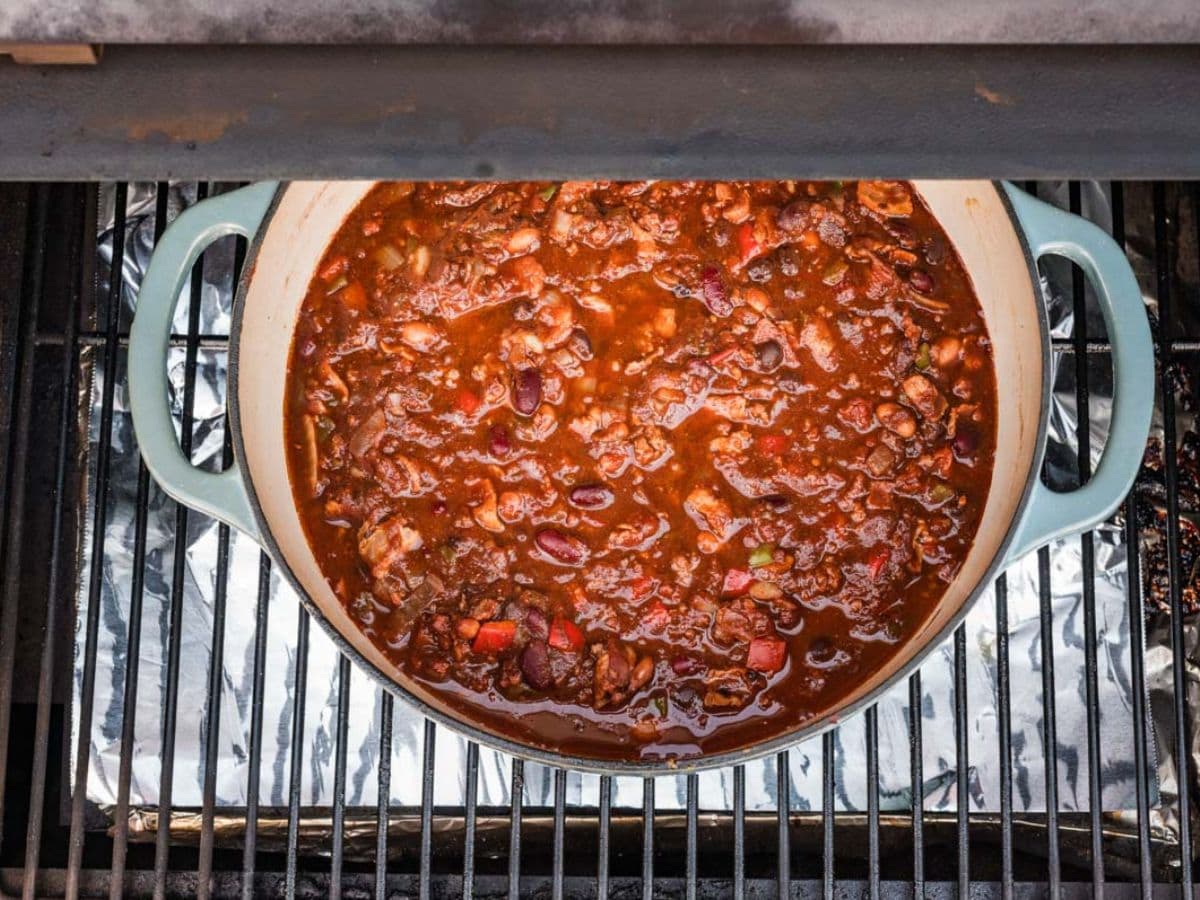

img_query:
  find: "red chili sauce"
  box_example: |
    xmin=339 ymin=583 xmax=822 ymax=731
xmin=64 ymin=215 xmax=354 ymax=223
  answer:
xmin=285 ymin=181 xmax=997 ymax=761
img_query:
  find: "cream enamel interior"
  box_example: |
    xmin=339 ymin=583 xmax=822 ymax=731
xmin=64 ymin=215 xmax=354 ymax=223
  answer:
xmin=233 ymin=180 xmax=1044 ymax=758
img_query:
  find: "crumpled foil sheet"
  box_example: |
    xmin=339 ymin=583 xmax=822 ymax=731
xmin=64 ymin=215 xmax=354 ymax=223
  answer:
xmin=71 ymin=181 xmax=1184 ymax=837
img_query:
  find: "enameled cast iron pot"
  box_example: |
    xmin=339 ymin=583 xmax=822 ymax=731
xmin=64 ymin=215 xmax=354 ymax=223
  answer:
xmin=128 ymin=181 xmax=1154 ymax=774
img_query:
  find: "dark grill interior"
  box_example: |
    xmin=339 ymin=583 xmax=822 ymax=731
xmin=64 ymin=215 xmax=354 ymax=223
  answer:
xmin=0 ymin=180 xmax=1196 ymax=898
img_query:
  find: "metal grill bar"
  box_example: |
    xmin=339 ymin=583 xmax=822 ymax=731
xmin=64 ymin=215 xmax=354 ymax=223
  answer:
xmin=641 ymin=777 xmax=654 ymax=900
xmin=1037 ymin=545 xmax=1062 ymax=891
xmin=241 ymin=552 xmax=272 ymax=900
xmin=866 ymin=706 xmax=880 ymax=900
xmin=153 ymin=180 xmax=210 ymax=900
xmin=284 ymin=611 xmax=311 ymax=898
xmin=1066 ymin=180 xmax=1107 ymax=894
xmin=507 ymin=757 xmax=523 ymax=900
xmin=909 ymin=671 xmax=925 ymax=894
xmin=1026 ymin=181 xmax=1063 ymax=894
xmin=597 ymin=774 xmax=612 ymax=900
xmin=553 ymin=769 xmax=567 ymax=900
xmin=732 ymin=766 xmax=745 ymax=900
xmin=950 ymin=628 xmax=969 ymax=897
xmin=197 ymin=221 xmax=247 ymax=900
xmin=1112 ymin=184 xmax=1155 ymax=900
xmin=778 ymin=751 xmax=791 ymax=894
xmin=196 ymin=514 xmax=231 ymax=900
xmin=685 ymin=774 xmax=698 ymax=900
xmin=1151 ymin=182 xmax=1195 ymax=894
xmin=954 ymin=625 xmax=969 ymax=897
xmin=995 ymin=574 xmax=1014 ymax=900
xmin=419 ymin=720 xmax=436 ymax=900
xmin=109 ymin=182 xmax=169 ymax=900
xmin=331 ymin=654 xmax=352 ymax=899
xmin=462 ymin=742 xmax=479 ymax=900
xmin=822 ymin=730 xmax=835 ymax=900
xmin=376 ymin=692 xmax=394 ymax=900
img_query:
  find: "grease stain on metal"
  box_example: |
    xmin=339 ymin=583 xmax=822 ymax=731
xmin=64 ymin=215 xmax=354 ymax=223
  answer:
xmin=974 ymin=82 xmax=1016 ymax=106
xmin=122 ymin=110 xmax=249 ymax=143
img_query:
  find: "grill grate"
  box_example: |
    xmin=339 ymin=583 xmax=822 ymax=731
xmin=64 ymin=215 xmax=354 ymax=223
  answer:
xmin=0 ymin=181 xmax=1196 ymax=898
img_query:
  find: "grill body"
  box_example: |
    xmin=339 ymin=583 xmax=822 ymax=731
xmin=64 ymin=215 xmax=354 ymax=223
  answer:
xmin=0 ymin=180 xmax=1195 ymax=898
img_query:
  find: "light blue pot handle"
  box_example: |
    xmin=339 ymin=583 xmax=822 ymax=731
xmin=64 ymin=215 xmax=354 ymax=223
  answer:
xmin=128 ymin=182 xmax=279 ymax=541
xmin=1001 ymin=182 xmax=1154 ymax=564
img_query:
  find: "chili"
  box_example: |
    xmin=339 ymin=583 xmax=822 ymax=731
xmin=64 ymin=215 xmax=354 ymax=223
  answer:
xmin=285 ymin=180 xmax=997 ymax=761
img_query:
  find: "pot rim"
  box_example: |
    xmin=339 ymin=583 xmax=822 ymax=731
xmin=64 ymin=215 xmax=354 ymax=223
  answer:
xmin=227 ymin=180 xmax=1050 ymax=776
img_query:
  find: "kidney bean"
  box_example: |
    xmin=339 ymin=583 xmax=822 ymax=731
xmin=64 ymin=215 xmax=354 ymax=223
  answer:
xmin=524 ymin=607 xmax=549 ymax=640
xmin=521 ymin=640 xmax=553 ymax=690
xmin=568 ymin=483 xmax=614 ymax=509
xmin=700 ymin=266 xmax=733 ymax=317
xmin=908 ymin=269 xmax=935 ymax=294
xmin=953 ymin=424 xmax=978 ymax=460
xmin=535 ymin=529 xmax=587 ymax=565
xmin=755 ymin=339 xmax=783 ymax=372
xmin=513 ymin=368 xmax=542 ymax=415
xmin=488 ymin=424 xmax=512 ymax=458
xmin=568 ymin=327 xmax=593 ymax=360
xmin=671 ymin=655 xmax=698 ymax=675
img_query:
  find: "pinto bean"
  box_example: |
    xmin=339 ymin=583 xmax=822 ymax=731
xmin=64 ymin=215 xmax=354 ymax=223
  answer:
xmin=629 ymin=657 xmax=655 ymax=692
xmin=902 ymin=373 xmax=948 ymax=420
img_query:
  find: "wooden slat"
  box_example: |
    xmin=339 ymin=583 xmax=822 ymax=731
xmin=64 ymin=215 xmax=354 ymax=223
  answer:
xmin=0 ymin=43 xmax=100 ymax=65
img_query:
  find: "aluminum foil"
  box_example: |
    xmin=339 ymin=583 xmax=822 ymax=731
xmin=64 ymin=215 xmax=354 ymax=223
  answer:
xmin=72 ymin=181 xmax=1182 ymax=832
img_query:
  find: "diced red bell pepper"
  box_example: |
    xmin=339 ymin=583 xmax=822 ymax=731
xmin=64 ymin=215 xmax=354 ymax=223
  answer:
xmin=456 ymin=388 xmax=482 ymax=415
xmin=548 ymin=617 xmax=584 ymax=652
xmin=707 ymin=345 xmax=739 ymax=365
xmin=472 ymin=620 xmax=516 ymax=654
xmin=867 ymin=548 xmax=890 ymax=580
xmin=747 ymin=636 xmax=788 ymax=673
xmin=722 ymin=568 xmax=754 ymax=596
xmin=737 ymin=221 xmax=762 ymax=263
xmin=756 ymin=433 xmax=788 ymax=456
